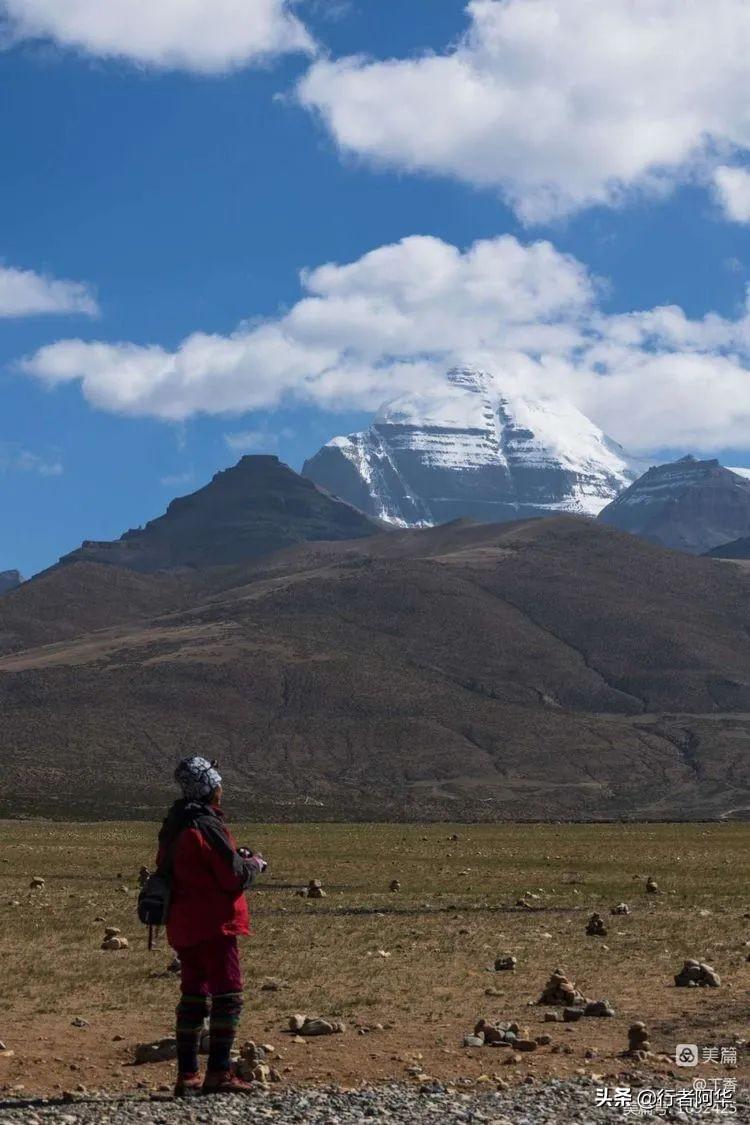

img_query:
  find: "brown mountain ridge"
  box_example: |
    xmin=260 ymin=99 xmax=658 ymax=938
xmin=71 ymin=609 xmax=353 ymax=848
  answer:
xmin=1 ymin=515 xmax=750 ymax=821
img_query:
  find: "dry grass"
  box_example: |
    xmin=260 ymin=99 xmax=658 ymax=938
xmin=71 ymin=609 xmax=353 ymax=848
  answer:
xmin=0 ymin=820 xmax=748 ymax=1096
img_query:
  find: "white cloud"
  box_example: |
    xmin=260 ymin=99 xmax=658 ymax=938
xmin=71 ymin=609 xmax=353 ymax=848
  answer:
xmin=1 ymin=0 xmax=314 ymax=73
xmin=19 ymin=232 xmax=750 ymax=453
xmin=0 ymin=263 xmax=98 ymax=318
xmin=713 ymin=166 xmax=750 ymax=224
xmin=224 ymin=429 xmax=278 ymax=453
xmin=0 ymin=443 xmax=63 ymax=476
xmin=298 ymin=0 xmax=750 ymax=222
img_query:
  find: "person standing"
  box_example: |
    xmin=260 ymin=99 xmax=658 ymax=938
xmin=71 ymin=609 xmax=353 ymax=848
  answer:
xmin=156 ymin=756 xmax=266 ymax=1097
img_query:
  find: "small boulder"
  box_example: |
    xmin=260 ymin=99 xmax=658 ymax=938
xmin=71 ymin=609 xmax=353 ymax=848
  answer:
xmin=645 ymin=877 xmax=660 ymax=894
xmin=29 ymin=877 xmax=45 ymax=890
xmin=389 ymin=879 xmax=401 ymax=892
xmin=583 ymin=1000 xmax=615 ymax=1018
xmin=305 ymin=879 xmax=326 ymax=899
xmin=585 ymin=913 xmax=607 ymax=937
xmin=134 ymin=1038 xmax=177 ymax=1064
xmin=674 ymin=959 xmax=720 ymax=987
xmin=101 ymin=935 xmax=129 ymax=951
xmin=563 ymin=1008 xmax=584 ymax=1022
xmin=463 ymin=1035 xmax=485 ymax=1048
xmin=494 ymin=955 xmax=517 ymax=972
xmin=610 ymin=902 xmax=631 ymax=915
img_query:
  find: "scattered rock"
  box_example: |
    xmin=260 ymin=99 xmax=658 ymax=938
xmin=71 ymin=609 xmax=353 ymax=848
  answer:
xmin=674 ymin=959 xmax=720 ymax=987
xmin=134 ymin=1038 xmax=178 ymax=1064
xmin=71 ymin=1018 xmax=89 ymax=1029
xmin=288 ymin=1015 xmax=345 ymax=1036
xmin=563 ymin=1008 xmax=584 ymax=1022
xmin=583 ymin=1000 xmax=615 ymax=1018
xmin=29 ymin=877 xmax=45 ymax=890
xmin=103 ymin=927 xmax=121 ymax=939
xmin=166 ymin=955 xmax=181 ymax=974
xmin=138 ymin=867 xmax=150 ymax=888
xmin=389 ymin=879 xmax=401 ymax=892
xmin=515 ymin=1039 xmax=538 ymax=1052
xmin=537 ymin=969 xmax=587 ymax=1007
xmin=494 ymin=955 xmax=517 ymax=972
xmin=261 ymin=977 xmax=290 ymax=991
xmin=463 ymin=1035 xmax=484 ymax=1048
xmin=101 ymin=935 xmax=129 ymax=951
xmin=543 ymin=1012 xmax=561 ymax=1023
xmin=610 ymin=902 xmax=631 ymax=915
xmin=645 ymin=877 xmax=660 ymax=894
xmin=535 ymin=1034 xmax=552 ymax=1046
xmin=585 ymin=913 xmax=607 ymax=937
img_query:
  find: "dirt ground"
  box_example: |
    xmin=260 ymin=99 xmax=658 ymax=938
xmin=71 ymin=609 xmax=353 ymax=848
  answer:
xmin=0 ymin=820 xmax=747 ymax=1099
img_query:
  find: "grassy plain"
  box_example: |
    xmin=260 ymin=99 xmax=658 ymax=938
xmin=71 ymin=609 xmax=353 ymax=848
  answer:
xmin=0 ymin=820 xmax=748 ymax=1097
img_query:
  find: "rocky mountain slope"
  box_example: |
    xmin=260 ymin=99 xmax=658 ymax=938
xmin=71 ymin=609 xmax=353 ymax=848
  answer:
xmin=598 ymin=456 xmax=750 ymax=554
xmin=303 ymin=366 xmax=639 ymax=526
xmin=705 ymin=536 xmax=750 ymax=559
xmin=57 ymin=455 xmax=379 ymax=572
xmin=2 ymin=516 xmax=749 ymax=821
xmin=0 ymin=569 xmax=21 ymax=595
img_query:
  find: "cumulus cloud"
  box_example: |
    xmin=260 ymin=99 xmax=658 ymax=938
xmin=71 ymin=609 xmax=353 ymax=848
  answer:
xmin=18 ymin=232 xmax=750 ymax=453
xmin=298 ymin=0 xmax=750 ymax=222
xmin=713 ymin=166 xmax=750 ymax=224
xmin=0 ymin=263 xmax=98 ymax=318
xmin=1 ymin=0 xmax=314 ymax=73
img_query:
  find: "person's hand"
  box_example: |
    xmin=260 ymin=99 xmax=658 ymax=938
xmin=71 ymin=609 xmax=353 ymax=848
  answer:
xmin=238 ymin=848 xmax=267 ymax=875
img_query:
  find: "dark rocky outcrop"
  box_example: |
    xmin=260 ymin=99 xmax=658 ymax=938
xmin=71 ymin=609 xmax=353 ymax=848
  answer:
xmin=0 ymin=570 xmax=22 ymax=595
xmin=57 ymin=455 xmax=379 ymax=573
xmin=598 ymin=456 xmax=750 ymax=554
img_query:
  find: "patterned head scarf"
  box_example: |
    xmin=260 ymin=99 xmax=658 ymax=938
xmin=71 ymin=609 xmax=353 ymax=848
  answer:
xmin=174 ymin=756 xmax=222 ymax=802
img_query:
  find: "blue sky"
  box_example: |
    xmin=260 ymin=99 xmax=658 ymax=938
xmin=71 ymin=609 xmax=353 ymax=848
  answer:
xmin=4 ymin=0 xmax=750 ymax=575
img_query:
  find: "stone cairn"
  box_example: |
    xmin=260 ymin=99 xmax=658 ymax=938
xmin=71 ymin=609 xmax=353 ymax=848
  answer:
xmin=626 ymin=1022 xmax=651 ymax=1058
xmin=585 ymin=912 xmax=608 ymax=937
xmin=611 ymin=902 xmax=631 ymax=915
xmin=297 ymin=879 xmax=326 ymax=899
xmin=674 ymin=959 xmax=720 ymax=987
xmin=537 ymin=969 xmax=586 ymax=1007
xmin=236 ymin=1041 xmax=282 ymax=1085
xmin=101 ymin=926 xmax=129 ymax=951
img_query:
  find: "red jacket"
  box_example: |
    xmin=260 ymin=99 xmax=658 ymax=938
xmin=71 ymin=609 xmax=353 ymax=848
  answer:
xmin=156 ymin=802 xmax=250 ymax=950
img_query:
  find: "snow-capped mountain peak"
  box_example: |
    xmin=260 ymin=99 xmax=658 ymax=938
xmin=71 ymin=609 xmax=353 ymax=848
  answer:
xmin=303 ymin=365 xmax=640 ymax=527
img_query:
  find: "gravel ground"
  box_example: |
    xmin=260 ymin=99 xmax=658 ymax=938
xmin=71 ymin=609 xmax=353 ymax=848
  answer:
xmin=0 ymin=1080 xmax=747 ymax=1125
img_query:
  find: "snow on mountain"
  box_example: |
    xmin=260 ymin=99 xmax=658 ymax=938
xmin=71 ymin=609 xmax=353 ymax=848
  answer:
xmin=303 ymin=365 xmax=640 ymax=527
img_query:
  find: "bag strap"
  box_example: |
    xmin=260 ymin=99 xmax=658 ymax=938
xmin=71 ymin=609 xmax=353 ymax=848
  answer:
xmin=155 ymin=829 xmax=182 ymax=879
